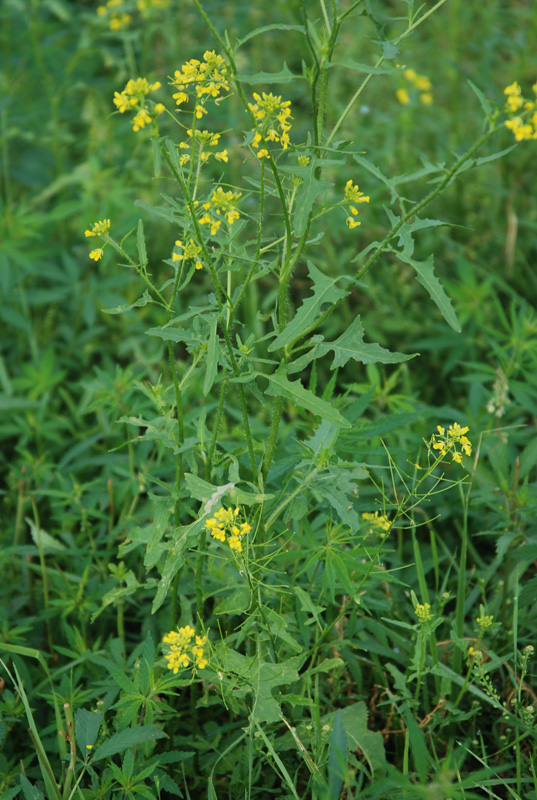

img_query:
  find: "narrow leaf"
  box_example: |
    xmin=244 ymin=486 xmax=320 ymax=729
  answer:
xmin=393 ymin=251 xmax=461 ymax=332
xmin=136 ymin=219 xmax=147 ymax=266
xmin=203 ymin=316 xmax=219 ymax=396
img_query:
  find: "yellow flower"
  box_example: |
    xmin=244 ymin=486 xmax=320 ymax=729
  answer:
xmin=415 ymin=602 xmax=432 ymax=622
xmin=396 ymin=88 xmax=410 ymax=105
xmin=89 ymin=248 xmax=104 ymax=261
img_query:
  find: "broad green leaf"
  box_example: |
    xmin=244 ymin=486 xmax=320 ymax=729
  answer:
xmin=236 ymin=24 xmax=305 ymax=48
xmin=392 ymin=251 xmax=461 ymax=332
xmin=92 ymin=725 xmax=167 ymax=761
xmin=136 ymin=219 xmax=147 ymax=267
xmin=184 ymin=473 xmax=272 ymax=509
xmin=203 ymin=316 xmax=219 ymax=397
xmin=327 ymin=702 xmax=386 ymax=776
xmin=265 ymin=364 xmax=350 ymax=428
xmin=269 ymin=262 xmax=348 ymax=351
xmin=20 ymin=775 xmax=44 ymax=800
xmin=102 ymin=290 xmax=152 ymax=315
xmin=292 ymin=163 xmax=334 ymax=236
xmin=236 ymin=62 xmax=300 ymax=84
xmin=74 ymin=709 xmax=103 ymax=752
xmin=317 ymin=316 xmax=417 ymax=368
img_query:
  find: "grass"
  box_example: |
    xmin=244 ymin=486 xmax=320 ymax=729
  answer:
xmin=1 ymin=1 xmax=537 ymax=798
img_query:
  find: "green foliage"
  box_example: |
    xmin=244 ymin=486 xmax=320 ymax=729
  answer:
xmin=1 ymin=0 xmax=537 ymax=799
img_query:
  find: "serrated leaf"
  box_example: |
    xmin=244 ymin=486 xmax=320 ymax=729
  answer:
xmin=269 ymin=262 xmax=348 ymax=351
xmin=316 ymin=316 xmax=416 ymax=368
xmin=327 ymin=702 xmax=386 ymax=776
xmin=92 ymin=725 xmax=167 ymax=761
xmin=102 ymin=290 xmax=152 ymax=315
xmin=265 ymin=364 xmax=350 ymax=428
xmin=75 ymin=709 xmax=103 ymax=752
xmin=20 ymin=775 xmax=44 ymax=800
xmin=393 ymin=251 xmax=461 ymax=332
xmin=26 ymin=518 xmax=66 ymax=552
xmin=377 ymin=39 xmax=399 ymax=59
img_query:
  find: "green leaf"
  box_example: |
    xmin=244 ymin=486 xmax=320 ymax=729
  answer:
xmin=317 ymin=316 xmax=417 ymax=368
xmin=236 ymin=25 xmax=305 ymax=48
xmin=203 ymin=316 xmax=219 ymax=397
xmin=102 ymin=290 xmax=152 ymax=315
xmin=377 ymin=39 xmax=399 ymax=59
xmin=136 ymin=219 xmax=147 ymax=267
xmin=328 ymin=711 xmax=347 ymax=799
xmin=269 ymin=262 xmax=348 ymax=351
xmin=92 ymin=725 xmax=167 ymax=761
xmin=330 ymin=58 xmax=397 ymax=75
xmin=265 ymin=364 xmax=350 ymax=428
xmin=292 ymin=162 xmax=334 ymax=236
xmin=20 ymin=775 xmax=44 ymax=800
xmin=151 ymin=520 xmax=203 ymax=613
xmin=236 ymin=62 xmax=301 ymax=84
xmin=26 ymin=518 xmax=66 ymax=553
xmin=466 ymin=79 xmax=495 ymax=118
xmin=75 ymin=708 xmax=103 ymax=752
xmin=392 ymin=251 xmax=461 ymax=332
xmin=330 ymin=702 xmax=386 ymax=776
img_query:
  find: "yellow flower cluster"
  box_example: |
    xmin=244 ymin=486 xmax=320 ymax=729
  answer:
xmin=173 ymin=238 xmax=202 ymax=270
xmin=396 ymin=68 xmax=433 ymax=106
xmin=97 ymin=0 xmax=170 ymax=31
xmin=204 ymin=506 xmax=251 ymax=553
xmin=344 ymin=179 xmax=369 ymax=229
xmin=362 ymin=511 xmax=391 ymax=538
xmin=431 ymin=423 xmax=472 ymax=464
xmin=171 ymin=51 xmax=231 ymax=119
xmin=504 ymin=81 xmax=537 ymax=141
xmin=177 ymin=129 xmax=228 ymax=167
xmin=476 ymin=614 xmax=494 ymax=631
xmin=96 ymin=0 xmax=131 ymax=30
xmin=113 ymin=78 xmax=164 ymax=132
xmin=162 ymin=625 xmax=208 ymax=673
xmin=415 ymin=602 xmax=432 ymax=623
xmin=199 ymin=187 xmax=241 ymax=236
xmin=248 ymin=92 xmax=292 ymax=158
xmin=84 ymin=219 xmax=111 ymax=261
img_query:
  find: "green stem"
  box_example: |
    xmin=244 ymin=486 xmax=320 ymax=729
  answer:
xmin=452 ymin=481 xmax=468 ymax=679
xmin=29 ymin=497 xmax=53 ymax=653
